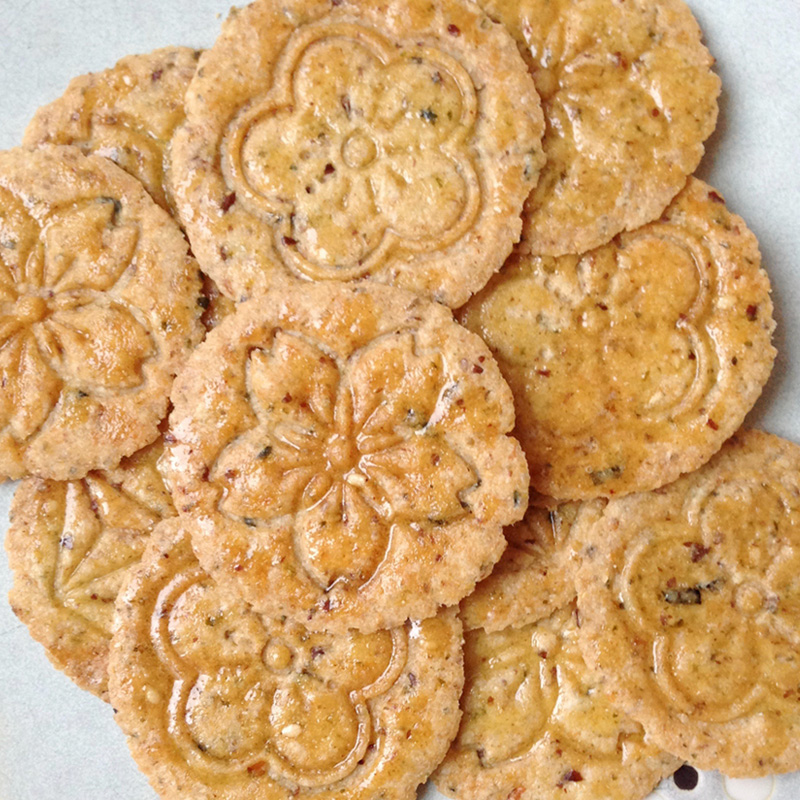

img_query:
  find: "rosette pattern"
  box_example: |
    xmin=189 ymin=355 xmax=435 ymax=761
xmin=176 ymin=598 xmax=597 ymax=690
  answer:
xmin=153 ymin=566 xmax=408 ymax=785
xmin=214 ymin=329 xmax=477 ymax=590
xmin=620 ymin=477 xmax=800 ymax=723
xmin=0 ymin=191 xmax=153 ymax=453
xmin=224 ymin=22 xmax=480 ymax=280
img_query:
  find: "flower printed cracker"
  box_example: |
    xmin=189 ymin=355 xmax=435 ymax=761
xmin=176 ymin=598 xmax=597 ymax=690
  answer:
xmin=5 ymin=436 xmax=174 ymax=698
xmin=460 ymin=179 xmax=776 ymax=499
xmin=24 ymin=48 xmax=201 ymax=215
xmin=170 ymin=0 xmax=545 ymax=306
xmin=109 ymin=520 xmax=464 ymax=800
xmin=575 ymin=430 xmax=800 ymax=775
xmin=164 ymin=282 xmax=528 ymax=633
xmin=433 ymin=604 xmax=679 ymax=800
xmin=0 ymin=146 xmax=203 ymax=481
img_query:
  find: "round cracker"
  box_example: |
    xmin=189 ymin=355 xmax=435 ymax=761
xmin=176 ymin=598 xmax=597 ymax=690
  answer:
xmin=460 ymin=177 xmax=776 ymax=500
xmin=479 ymin=0 xmax=720 ymax=256
xmin=163 ymin=281 xmax=528 ymax=633
xmin=0 ymin=145 xmax=204 ymax=481
xmin=575 ymin=429 xmax=800 ymax=776
xmin=24 ymin=47 xmax=200 ymax=215
xmin=432 ymin=604 xmax=680 ymax=800
xmin=5 ymin=435 xmax=174 ymax=699
xmin=170 ymin=0 xmax=545 ymax=307
xmin=460 ymin=501 xmax=603 ymax=633
xmin=108 ymin=518 xmax=464 ymax=800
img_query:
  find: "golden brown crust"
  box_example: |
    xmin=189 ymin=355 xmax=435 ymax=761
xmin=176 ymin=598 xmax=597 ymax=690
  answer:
xmin=108 ymin=518 xmax=464 ymax=800
xmin=0 ymin=145 xmax=204 ymax=481
xmin=480 ymin=0 xmax=720 ymax=256
xmin=575 ymin=430 xmax=800 ymax=776
xmin=433 ymin=604 xmax=680 ymax=800
xmin=163 ymin=281 xmax=528 ymax=633
xmin=460 ymin=178 xmax=776 ymax=500
xmin=5 ymin=436 xmax=174 ymax=699
xmin=460 ymin=501 xmax=603 ymax=632
xmin=24 ymin=47 xmax=201 ymax=215
xmin=170 ymin=0 xmax=545 ymax=307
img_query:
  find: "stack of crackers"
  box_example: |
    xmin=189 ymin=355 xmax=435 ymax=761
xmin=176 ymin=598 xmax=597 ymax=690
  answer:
xmin=1 ymin=1 xmax=797 ymax=799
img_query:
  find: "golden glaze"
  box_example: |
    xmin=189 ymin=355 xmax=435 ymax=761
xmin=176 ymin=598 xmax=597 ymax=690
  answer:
xmin=480 ymin=0 xmax=720 ymax=255
xmin=433 ymin=605 xmax=679 ymax=800
xmin=460 ymin=178 xmax=775 ymax=499
xmin=0 ymin=146 xmax=203 ymax=481
xmin=575 ymin=430 xmax=800 ymax=775
xmin=170 ymin=0 xmax=545 ymax=306
xmin=25 ymin=48 xmax=200 ymax=214
xmin=5 ymin=436 xmax=174 ymax=698
xmin=109 ymin=520 xmax=464 ymax=800
xmin=164 ymin=282 xmax=528 ymax=633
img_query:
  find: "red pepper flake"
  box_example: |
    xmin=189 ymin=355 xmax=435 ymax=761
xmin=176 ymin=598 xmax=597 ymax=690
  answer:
xmin=660 ymin=614 xmax=669 ymax=626
xmin=538 ymin=650 xmax=548 ymax=659
xmin=324 ymin=163 xmax=336 ymax=175
xmin=558 ymin=770 xmax=583 ymax=787
xmin=151 ymin=68 xmax=163 ymax=82
xmin=537 ymin=369 xmax=551 ymax=377
xmin=431 ymin=453 xmax=441 ymax=465
xmin=596 ymin=302 xmax=608 ymax=311
xmin=447 ymin=23 xmax=461 ymax=35
xmin=746 ymin=304 xmax=758 ymax=321
xmin=472 ymin=364 xmax=483 ymax=374
xmin=731 ymin=356 xmax=738 ymax=365
xmin=506 ymin=788 xmax=524 ymax=800
xmin=683 ymin=542 xmax=711 ymax=562
xmin=667 ymin=577 xmax=677 ymax=588
xmin=707 ymin=418 xmax=719 ymax=431
xmin=220 ymin=192 xmax=236 ymax=212
xmin=651 ymin=108 xmax=660 ymax=117
xmin=247 ymin=761 xmax=267 ymax=777
xmin=708 ymin=190 xmax=725 ymax=203
xmin=688 ymin=351 xmax=696 ymax=360
xmin=612 ymin=51 xmax=628 ymax=69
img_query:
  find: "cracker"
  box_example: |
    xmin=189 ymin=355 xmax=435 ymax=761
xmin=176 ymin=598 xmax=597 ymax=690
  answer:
xmin=460 ymin=501 xmax=603 ymax=633
xmin=460 ymin=178 xmax=776 ymax=499
xmin=480 ymin=0 xmax=720 ymax=255
xmin=169 ymin=0 xmax=545 ymax=307
xmin=0 ymin=145 xmax=204 ymax=481
xmin=432 ymin=604 xmax=680 ymax=800
xmin=108 ymin=518 xmax=464 ymax=800
xmin=5 ymin=436 xmax=174 ymax=699
xmin=24 ymin=47 xmax=200 ymax=215
xmin=575 ymin=429 xmax=800 ymax=776
xmin=163 ymin=281 xmax=528 ymax=633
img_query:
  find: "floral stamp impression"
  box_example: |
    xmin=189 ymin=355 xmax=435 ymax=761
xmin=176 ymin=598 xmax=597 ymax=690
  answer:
xmin=109 ymin=519 xmax=465 ymax=800
xmin=164 ymin=282 xmax=528 ymax=633
xmin=5 ymin=436 xmax=174 ymax=699
xmin=432 ymin=604 xmax=679 ymax=800
xmin=0 ymin=145 xmax=203 ymax=481
xmin=460 ymin=178 xmax=776 ymax=499
xmin=575 ymin=430 xmax=800 ymax=776
xmin=170 ymin=0 xmax=545 ymax=307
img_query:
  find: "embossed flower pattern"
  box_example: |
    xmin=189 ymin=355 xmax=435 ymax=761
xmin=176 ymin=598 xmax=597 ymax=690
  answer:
xmin=620 ymin=478 xmax=800 ymax=722
xmin=224 ymin=23 xmax=479 ymax=279
xmin=215 ymin=330 xmax=477 ymax=590
xmin=481 ymin=224 xmax=712 ymax=440
xmin=154 ymin=568 xmax=407 ymax=785
xmin=0 ymin=192 xmax=153 ymax=444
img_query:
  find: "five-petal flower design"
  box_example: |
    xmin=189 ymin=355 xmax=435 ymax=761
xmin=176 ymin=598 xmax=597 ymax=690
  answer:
xmin=0 ymin=191 xmax=153 ymax=454
xmin=224 ymin=22 xmax=480 ymax=280
xmin=214 ymin=329 xmax=477 ymax=590
xmin=620 ymin=477 xmax=800 ymax=722
xmin=153 ymin=565 xmax=408 ymax=785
